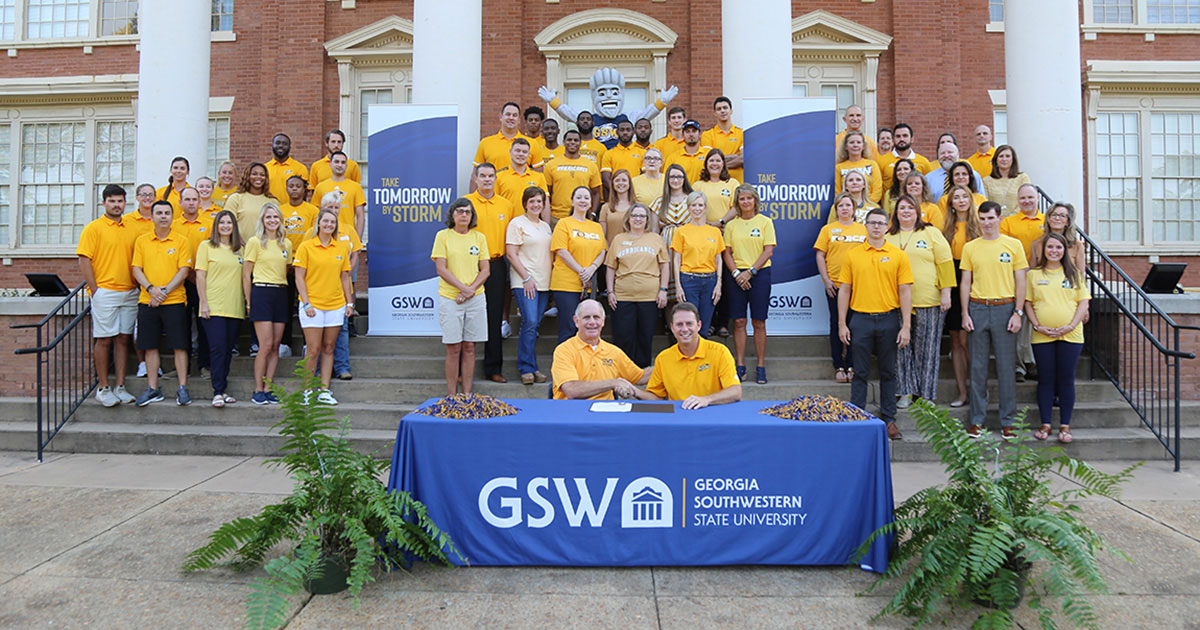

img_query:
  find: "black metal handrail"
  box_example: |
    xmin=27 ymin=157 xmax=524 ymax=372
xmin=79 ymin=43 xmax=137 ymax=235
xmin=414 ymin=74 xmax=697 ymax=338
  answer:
xmin=1037 ymin=186 xmax=1197 ymax=471
xmin=11 ymin=282 xmax=96 ymax=462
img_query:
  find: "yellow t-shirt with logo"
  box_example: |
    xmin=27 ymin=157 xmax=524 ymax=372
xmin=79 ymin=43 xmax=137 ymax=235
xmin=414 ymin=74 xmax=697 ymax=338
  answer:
xmin=430 ymin=228 xmax=489 ymax=299
xmin=600 ymin=142 xmax=644 ymax=176
xmin=544 ymin=156 xmax=602 ymax=219
xmin=580 ymin=138 xmax=607 ymax=166
xmin=551 ymin=336 xmax=645 ymax=400
xmin=311 ymin=178 xmax=366 ymax=233
xmin=132 ymin=230 xmax=194 ymax=305
xmin=835 ymin=159 xmax=884 ymax=204
xmin=701 ymin=125 xmax=744 ymax=184
xmin=243 ymin=236 xmax=292 ymax=286
xmin=212 ymin=185 xmax=236 ymax=208
xmin=76 ymin=215 xmax=138 ymax=292
xmin=647 ymin=338 xmax=740 ymax=401
xmin=884 ymin=227 xmax=954 ymax=308
xmin=1026 ymin=267 xmax=1091 ymax=344
xmin=280 ymin=201 xmax=318 ymax=251
xmin=838 ymin=241 xmax=914 ymax=313
xmin=692 ymin=179 xmax=740 ymax=224
xmin=813 ymin=221 xmax=868 ymax=282
xmin=671 ymin=224 xmax=726 ymax=274
xmin=724 ymin=213 xmax=777 ymax=270
xmin=960 ymin=235 xmax=1029 ymax=300
xmin=549 ymin=216 xmax=606 ymax=293
xmin=495 ymin=168 xmax=548 ymax=216
xmin=195 ymin=241 xmax=245 ymax=319
xmin=293 ymin=237 xmax=352 ymax=310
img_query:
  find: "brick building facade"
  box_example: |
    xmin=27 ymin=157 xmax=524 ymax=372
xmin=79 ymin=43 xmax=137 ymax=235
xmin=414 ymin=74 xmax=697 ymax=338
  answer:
xmin=0 ymin=0 xmax=1196 ymax=289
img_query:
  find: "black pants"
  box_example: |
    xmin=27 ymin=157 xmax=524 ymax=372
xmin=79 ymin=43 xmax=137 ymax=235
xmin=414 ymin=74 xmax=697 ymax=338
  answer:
xmin=483 ymin=257 xmax=508 ymax=377
xmin=184 ymin=280 xmax=209 ymax=369
xmin=613 ymin=300 xmax=659 ymax=368
xmin=849 ymin=309 xmax=900 ymax=422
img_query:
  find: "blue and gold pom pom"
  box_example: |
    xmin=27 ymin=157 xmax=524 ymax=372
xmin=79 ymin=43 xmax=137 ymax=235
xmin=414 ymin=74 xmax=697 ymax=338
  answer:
xmin=760 ymin=395 xmax=871 ymax=422
xmin=415 ymin=393 xmax=521 ymax=419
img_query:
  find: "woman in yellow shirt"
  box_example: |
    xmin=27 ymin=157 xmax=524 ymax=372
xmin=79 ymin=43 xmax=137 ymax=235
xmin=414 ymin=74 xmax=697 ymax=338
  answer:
xmin=835 ymin=131 xmax=882 ymax=204
xmin=885 ymin=196 xmax=955 ymax=407
xmin=195 ymin=209 xmax=244 ymax=408
xmin=1024 ymin=232 xmax=1091 ymax=443
xmin=671 ymin=191 xmax=726 ymax=338
xmin=901 ymin=172 xmax=944 ymax=228
xmin=224 ymin=162 xmax=277 ymax=240
xmin=550 ymin=186 xmax=607 ymax=342
xmin=722 ymin=184 xmax=776 ymax=384
xmin=937 ymin=161 xmax=987 ymax=214
xmin=815 ymin=193 xmax=868 ymax=383
xmin=243 ymin=203 xmax=293 ymax=405
xmin=881 ymin=158 xmax=915 ymax=215
xmin=692 ymin=148 xmax=741 ymax=228
xmin=294 ymin=207 xmax=354 ymax=405
xmin=432 ymin=198 xmax=490 ymax=396
xmin=631 ymin=148 xmax=665 ymax=207
xmin=983 ymin=145 xmax=1032 ymax=216
xmin=155 ymin=156 xmax=190 ymax=210
xmin=212 ymin=161 xmax=239 ymax=208
xmin=941 ymin=185 xmax=983 ymax=407
xmin=605 ymin=203 xmax=669 ymax=367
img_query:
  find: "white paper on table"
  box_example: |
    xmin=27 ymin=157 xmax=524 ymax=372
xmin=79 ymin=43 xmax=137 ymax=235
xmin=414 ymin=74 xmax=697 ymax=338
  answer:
xmin=589 ymin=401 xmax=632 ymax=413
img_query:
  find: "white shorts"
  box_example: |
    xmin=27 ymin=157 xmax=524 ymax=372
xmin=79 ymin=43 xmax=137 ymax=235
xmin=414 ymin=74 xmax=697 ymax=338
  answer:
xmin=298 ymin=304 xmax=345 ymax=329
xmin=91 ymin=287 xmax=139 ymax=338
xmin=438 ymin=294 xmax=487 ymax=345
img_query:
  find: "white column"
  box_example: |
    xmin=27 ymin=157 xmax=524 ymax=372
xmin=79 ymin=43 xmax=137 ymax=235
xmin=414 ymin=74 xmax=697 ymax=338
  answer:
xmin=722 ymin=0 xmax=792 ymax=127
xmin=1004 ymin=0 xmax=1085 ymax=205
xmin=412 ymin=0 xmax=482 ymax=195
xmin=135 ymin=0 xmax=210 ymax=183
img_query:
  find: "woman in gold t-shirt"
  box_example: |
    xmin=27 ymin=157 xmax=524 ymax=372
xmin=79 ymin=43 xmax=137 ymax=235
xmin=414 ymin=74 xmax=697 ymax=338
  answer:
xmin=195 ymin=210 xmax=244 ymax=408
xmin=605 ymin=203 xmax=668 ymax=367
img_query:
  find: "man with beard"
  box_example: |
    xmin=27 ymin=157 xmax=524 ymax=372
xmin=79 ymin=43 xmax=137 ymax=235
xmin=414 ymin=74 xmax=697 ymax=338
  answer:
xmin=880 ymin=123 xmax=933 ymax=191
xmin=266 ymin=133 xmax=308 ymax=204
xmin=925 ymin=142 xmax=985 ymax=196
xmin=664 ymin=120 xmax=712 ymax=184
xmin=601 ymin=120 xmax=645 ymax=199
xmin=634 ymin=118 xmax=654 ymax=151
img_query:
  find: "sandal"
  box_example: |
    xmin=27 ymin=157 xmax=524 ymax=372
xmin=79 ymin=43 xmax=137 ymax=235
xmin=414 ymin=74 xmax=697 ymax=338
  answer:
xmin=1057 ymin=427 xmax=1074 ymax=444
xmin=834 ymin=368 xmax=847 ymax=383
xmin=737 ymin=365 xmax=747 ymax=381
xmin=211 ymin=394 xmax=225 ymax=408
xmin=1033 ymin=424 xmax=1051 ymax=441
xmin=756 ymin=366 xmax=768 ymax=385
xmin=845 ymin=368 xmax=855 ymax=382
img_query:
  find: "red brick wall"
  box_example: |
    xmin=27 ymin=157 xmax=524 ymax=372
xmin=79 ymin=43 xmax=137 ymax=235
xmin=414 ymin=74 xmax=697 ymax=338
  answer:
xmin=0 ymin=314 xmax=46 ymax=396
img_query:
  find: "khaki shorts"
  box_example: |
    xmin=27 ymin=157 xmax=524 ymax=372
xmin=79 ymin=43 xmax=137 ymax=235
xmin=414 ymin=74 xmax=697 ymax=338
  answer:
xmin=438 ymin=294 xmax=487 ymax=344
xmin=91 ymin=287 xmax=139 ymax=338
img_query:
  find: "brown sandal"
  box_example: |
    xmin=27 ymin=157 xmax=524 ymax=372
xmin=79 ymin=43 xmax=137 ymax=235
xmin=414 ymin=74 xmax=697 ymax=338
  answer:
xmin=835 ymin=368 xmax=848 ymax=383
xmin=1033 ymin=424 xmax=1051 ymax=440
xmin=1057 ymin=426 xmax=1074 ymax=444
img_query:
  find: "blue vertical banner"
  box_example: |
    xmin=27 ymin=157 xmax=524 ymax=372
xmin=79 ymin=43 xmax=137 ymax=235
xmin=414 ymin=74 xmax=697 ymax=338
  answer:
xmin=367 ymin=105 xmax=458 ymax=336
xmin=742 ymin=98 xmax=835 ymax=335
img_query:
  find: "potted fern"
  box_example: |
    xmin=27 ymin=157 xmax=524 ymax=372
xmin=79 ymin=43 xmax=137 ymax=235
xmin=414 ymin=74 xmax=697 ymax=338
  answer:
xmin=182 ymin=367 xmax=462 ymax=630
xmin=854 ymin=399 xmax=1137 ymax=629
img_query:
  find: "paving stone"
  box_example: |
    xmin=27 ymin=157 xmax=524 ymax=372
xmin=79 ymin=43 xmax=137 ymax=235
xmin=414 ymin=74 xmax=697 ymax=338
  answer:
xmin=656 ymin=594 xmax=978 ymax=630
xmin=191 ymin=456 xmax=295 ymax=494
xmin=0 ymin=453 xmax=245 ymax=490
xmin=387 ymin=563 xmax=653 ymax=596
xmin=0 ymin=450 xmax=69 ymax=477
xmin=1125 ymin=500 xmax=1200 ymax=544
xmin=653 ymin=565 xmax=877 ymax=598
xmin=1077 ymin=502 xmax=1200 ymax=596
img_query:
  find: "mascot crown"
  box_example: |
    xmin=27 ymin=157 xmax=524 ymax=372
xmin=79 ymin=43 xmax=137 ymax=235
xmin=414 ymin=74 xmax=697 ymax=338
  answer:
xmin=590 ymin=67 xmax=625 ymax=91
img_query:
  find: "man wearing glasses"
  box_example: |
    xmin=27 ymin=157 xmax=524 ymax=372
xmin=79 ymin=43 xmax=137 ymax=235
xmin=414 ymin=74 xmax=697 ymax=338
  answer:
xmin=837 ymin=207 xmax=912 ymax=440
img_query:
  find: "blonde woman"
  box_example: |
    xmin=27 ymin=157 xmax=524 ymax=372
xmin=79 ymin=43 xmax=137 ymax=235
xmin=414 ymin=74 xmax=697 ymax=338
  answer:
xmin=212 ymin=161 xmax=239 ymax=207
xmin=243 ymin=203 xmax=293 ymax=405
xmin=293 ymin=207 xmax=354 ymax=405
xmin=815 ymin=192 xmax=868 ymax=382
xmin=195 ymin=210 xmax=244 ymax=407
xmin=942 ymin=185 xmax=983 ymax=407
xmin=671 ymin=191 xmax=725 ymax=337
xmin=835 ymin=130 xmax=882 ymax=204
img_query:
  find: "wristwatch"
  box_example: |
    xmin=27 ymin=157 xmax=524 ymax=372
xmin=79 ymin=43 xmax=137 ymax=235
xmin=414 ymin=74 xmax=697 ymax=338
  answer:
xmin=749 ymin=267 xmax=758 ymax=276
xmin=1014 ymin=310 xmax=1024 ymax=317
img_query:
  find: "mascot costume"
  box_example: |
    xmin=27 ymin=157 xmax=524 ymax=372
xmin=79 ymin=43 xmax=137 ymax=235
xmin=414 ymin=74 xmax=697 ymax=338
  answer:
xmin=539 ymin=67 xmax=679 ymax=149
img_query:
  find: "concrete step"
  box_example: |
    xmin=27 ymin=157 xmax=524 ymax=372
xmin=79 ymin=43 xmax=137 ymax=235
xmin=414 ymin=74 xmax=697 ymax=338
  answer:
xmin=3 ymin=419 xmax=1193 ymax=463
xmin=346 ymin=335 xmax=833 ymax=356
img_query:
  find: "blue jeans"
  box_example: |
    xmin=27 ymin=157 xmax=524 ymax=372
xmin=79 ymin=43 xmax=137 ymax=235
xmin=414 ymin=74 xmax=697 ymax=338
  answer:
xmin=513 ymin=288 xmax=549 ymax=375
xmin=554 ymin=290 xmax=583 ymax=344
xmin=334 ymin=319 xmax=350 ymax=373
xmin=680 ymin=272 xmax=717 ymax=337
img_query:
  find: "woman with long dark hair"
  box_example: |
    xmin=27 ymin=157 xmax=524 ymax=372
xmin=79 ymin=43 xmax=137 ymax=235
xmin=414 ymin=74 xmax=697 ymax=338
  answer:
xmin=983 ymin=144 xmax=1032 ymax=216
xmin=941 ymin=185 xmax=983 ymax=407
xmin=195 ymin=210 xmax=244 ymax=408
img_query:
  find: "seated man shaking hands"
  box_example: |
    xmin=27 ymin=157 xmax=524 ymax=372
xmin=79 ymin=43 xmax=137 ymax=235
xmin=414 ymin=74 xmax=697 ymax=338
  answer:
xmin=647 ymin=302 xmax=742 ymax=409
xmin=552 ymin=299 xmax=655 ymax=400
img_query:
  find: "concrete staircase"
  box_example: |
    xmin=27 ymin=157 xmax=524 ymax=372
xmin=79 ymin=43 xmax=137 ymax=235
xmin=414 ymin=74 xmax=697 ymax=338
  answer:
xmin=1 ymin=320 xmax=1195 ymax=463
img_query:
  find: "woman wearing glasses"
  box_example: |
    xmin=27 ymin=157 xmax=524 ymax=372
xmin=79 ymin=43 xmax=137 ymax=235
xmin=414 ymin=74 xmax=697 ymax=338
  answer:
xmin=605 ymin=204 xmax=669 ymax=367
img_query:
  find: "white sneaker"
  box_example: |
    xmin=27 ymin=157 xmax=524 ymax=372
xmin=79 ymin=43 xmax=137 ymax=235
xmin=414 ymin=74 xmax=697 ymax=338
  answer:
xmin=544 ymin=306 xmax=558 ymax=318
xmin=113 ymin=385 xmax=136 ymax=404
xmin=249 ymin=343 xmax=259 ymax=357
xmin=278 ymin=345 xmax=293 ymax=358
xmin=136 ymin=362 xmax=148 ymax=378
xmin=501 ymin=320 xmax=513 ymax=338
xmin=316 ymin=390 xmax=338 ymax=405
xmin=96 ymin=386 xmax=119 ymax=408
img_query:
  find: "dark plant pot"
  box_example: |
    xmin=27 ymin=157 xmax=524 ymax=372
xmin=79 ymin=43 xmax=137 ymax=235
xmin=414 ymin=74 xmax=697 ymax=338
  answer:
xmin=305 ymin=553 xmax=350 ymax=595
xmin=972 ymin=562 xmax=1032 ymax=610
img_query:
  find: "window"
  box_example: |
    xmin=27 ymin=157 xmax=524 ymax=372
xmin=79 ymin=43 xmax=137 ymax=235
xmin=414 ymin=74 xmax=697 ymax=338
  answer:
xmin=93 ymin=120 xmax=134 ymax=203
xmin=26 ymin=0 xmax=91 ymax=39
xmin=99 ymin=0 xmax=135 ymax=35
xmin=211 ymin=0 xmax=231 ymax=32
xmin=1148 ymin=0 xmax=1200 ymax=23
xmin=1 ymin=0 xmax=15 ymax=40
xmin=1150 ymin=113 xmax=1198 ymax=242
xmin=993 ymin=110 xmax=1008 ymax=147
xmin=359 ymin=88 xmax=393 ymax=183
xmin=1095 ymin=113 xmax=1141 ymax=242
xmin=821 ymin=84 xmax=856 ymax=132
xmin=989 ymin=0 xmax=1004 ymax=22
xmin=1094 ymin=0 xmax=1136 ymax=22
xmin=0 ymin=124 xmax=9 ymax=247
xmin=207 ymin=116 xmax=229 ymax=177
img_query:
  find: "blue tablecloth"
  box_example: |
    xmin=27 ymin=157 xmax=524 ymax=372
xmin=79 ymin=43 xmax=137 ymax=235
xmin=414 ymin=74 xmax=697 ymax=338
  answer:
xmin=387 ymin=399 xmax=894 ymax=572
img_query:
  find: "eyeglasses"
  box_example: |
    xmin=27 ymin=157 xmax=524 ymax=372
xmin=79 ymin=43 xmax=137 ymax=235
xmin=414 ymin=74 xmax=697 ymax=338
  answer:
xmin=452 ymin=208 xmax=472 ymax=215
xmin=644 ymin=156 xmax=662 ymax=161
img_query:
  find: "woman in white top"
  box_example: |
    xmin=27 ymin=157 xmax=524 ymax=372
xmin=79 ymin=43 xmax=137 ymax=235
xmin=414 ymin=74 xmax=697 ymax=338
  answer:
xmin=505 ymin=187 xmax=554 ymax=385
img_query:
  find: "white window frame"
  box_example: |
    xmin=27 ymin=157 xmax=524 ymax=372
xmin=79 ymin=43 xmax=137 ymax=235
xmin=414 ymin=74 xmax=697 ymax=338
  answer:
xmin=1081 ymin=0 xmax=1200 ymax=35
xmin=791 ymin=11 xmax=891 ymax=140
xmin=1085 ymin=60 xmax=1200 ymax=254
xmin=1 ymin=0 xmax=235 ymax=48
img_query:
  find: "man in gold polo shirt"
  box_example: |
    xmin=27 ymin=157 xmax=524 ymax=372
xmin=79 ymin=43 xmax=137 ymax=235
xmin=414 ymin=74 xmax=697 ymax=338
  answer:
xmin=131 ymin=200 xmax=195 ymax=407
xmin=77 ymin=184 xmax=139 ymax=407
xmin=664 ymin=120 xmax=712 ymax=185
xmin=837 ymin=207 xmax=912 ymax=440
xmin=967 ymin=125 xmax=995 ymax=178
xmin=473 ymin=102 xmax=544 ymax=185
xmin=552 ymin=299 xmax=653 ymax=400
xmin=600 ymin=120 xmax=644 ymax=200
xmin=701 ymin=96 xmax=745 ymax=184
xmin=266 ymin=133 xmax=308 ymax=205
xmin=961 ymin=201 xmax=1028 ymax=439
xmin=308 ymin=129 xmax=361 ymax=191
xmin=496 ymin=138 xmax=548 ymax=213
xmin=467 ymin=163 xmax=515 ymax=383
xmin=172 ymin=187 xmax=212 ymax=377
xmin=647 ymin=302 xmax=741 ymax=409
xmin=1000 ymin=183 xmax=1045 ymax=381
